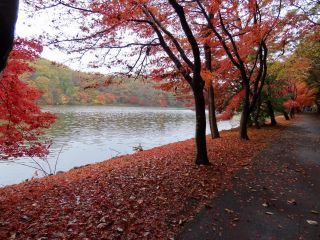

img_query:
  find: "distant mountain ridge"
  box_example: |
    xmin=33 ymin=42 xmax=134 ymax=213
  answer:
xmin=25 ymin=59 xmax=184 ymax=107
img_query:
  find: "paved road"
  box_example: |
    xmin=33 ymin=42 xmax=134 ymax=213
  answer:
xmin=177 ymin=114 xmax=320 ymax=240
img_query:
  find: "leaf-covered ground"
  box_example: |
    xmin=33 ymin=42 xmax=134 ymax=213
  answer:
xmin=0 ymin=122 xmax=289 ymax=240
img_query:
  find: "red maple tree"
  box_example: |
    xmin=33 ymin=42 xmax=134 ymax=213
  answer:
xmin=30 ymin=0 xmax=214 ymax=164
xmin=195 ymin=0 xmax=290 ymax=139
xmin=0 ymin=38 xmax=56 ymax=160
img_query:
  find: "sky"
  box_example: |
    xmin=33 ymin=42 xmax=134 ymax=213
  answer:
xmin=15 ymin=1 xmax=168 ymax=76
xmin=15 ymin=1 xmax=99 ymax=73
xmin=15 ymin=2 xmax=137 ymax=75
xmin=16 ymin=3 xmax=64 ymax=60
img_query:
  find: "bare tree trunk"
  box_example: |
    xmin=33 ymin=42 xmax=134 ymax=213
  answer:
xmin=317 ymin=93 xmax=320 ymax=114
xmin=283 ymin=111 xmax=290 ymax=120
xmin=253 ymin=98 xmax=262 ymax=129
xmin=0 ymin=0 xmax=19 ymax=72
xmin=146 ymin=0 xmax=210 ymax=165
xmin=267 ymin=100 xmax=277 ymax=125
xmin=289 ymin=107 xmax=295 ymax=118
xmin=160 ymin=0 xmax=210 ymax=164
xmin=208 ymin=84 xmax=220 ymax=139
xmin=193 ymin=86 xmax=209 ymax=165
xmin=204 ymin=44 xmax=220 ymax=139
xmin=240 ymin=85 xmax=250 ymax=140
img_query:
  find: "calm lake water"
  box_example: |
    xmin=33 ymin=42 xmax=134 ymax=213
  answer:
xmin=0 ymin=106 xmax=239 ymax=186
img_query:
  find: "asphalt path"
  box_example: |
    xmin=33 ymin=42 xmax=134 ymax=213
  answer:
xmin=178 ymin=114 xmax=320 ymax=240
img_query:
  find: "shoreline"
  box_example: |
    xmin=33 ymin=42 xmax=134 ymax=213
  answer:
xmin=2 ymin=125 xmax=241 ymax=188
xmin=0 ymin=111 xmax=240 ymax=187
xmin=40 ymin=104 xmax=189 ymax=110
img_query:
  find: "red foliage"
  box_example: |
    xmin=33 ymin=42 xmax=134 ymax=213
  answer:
xmin=283 ymin=99 xmax=300 ymax=109
xmin=0 ymin=125 xmax=286 ymax=239
xmin=283 ymin=82 xmax=317 ymax=110
xmin=0 ymin=39 xmax=55 ymax=159
xmin=218 ymin=90 xmax=245 ymax=121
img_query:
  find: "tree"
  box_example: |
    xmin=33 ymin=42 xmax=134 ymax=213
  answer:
xmin=0 ymin=39 xmax=55 ymax=160
xmin=290 ymin=0 xmax=320 ymax=27
xmin=293 ymin=35 xmax=320 ymax=111
xmin=0 ymin=1 xmax=56 ymax=160
xmin=204 ymin=44 xmax=220 ymax=138
xmin=263 ymin=64 xmax=288 ymax=124
xmin=26 ymin=0 xmax=316 ymax=158
xmin=196 ymin=0 xmax=287 ymax=139
xmin=261 ymin=48 xmax=318 ymax=121
xmin=29 ymin=0 xmax=214 ymax=164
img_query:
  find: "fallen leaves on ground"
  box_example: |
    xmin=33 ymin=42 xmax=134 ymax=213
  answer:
xmin=0 ymin=124 xmax=287 ymax=240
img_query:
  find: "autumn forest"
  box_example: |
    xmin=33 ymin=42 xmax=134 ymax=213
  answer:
xmin=0 ymin=0 xmax=319 ymax=239
xmin=27 ymin=59 xmax=184 ymax=107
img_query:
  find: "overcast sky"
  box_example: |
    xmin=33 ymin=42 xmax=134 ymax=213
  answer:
xmin=15 ymin=1 xmax=161 ymax=76
xmin=16 ymin=3 xmax=64 ymax=59
xmin=15 ymin=1 xmax=101 ymax=73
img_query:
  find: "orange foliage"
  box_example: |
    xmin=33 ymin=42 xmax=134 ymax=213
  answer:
xmin=283 ymin=82 xmax=317 ymax=109
xmin=60 ymin=95 xmax=69 ymax=105
xmin=295 ymin=82 xmax=317 ymax=107
xmin=105 ymin=93 xmax=117 ymax=104
xmin=218 ymin=90 xmax=245 ymax=120
xmin=74 ymin=92 xmax=90 ymax=104
xmin=95 ymin=93 xmax=106 ymax=104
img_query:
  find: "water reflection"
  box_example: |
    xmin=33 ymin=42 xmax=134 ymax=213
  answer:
xmin=0 ymin=106 xmax=239 ymax=186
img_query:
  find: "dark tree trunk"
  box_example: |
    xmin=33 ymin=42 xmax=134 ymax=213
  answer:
xmin=289 ymin=107 xmax=295 ymax=118
xmin=0 ymin=0 xmax=19 ymax=72
xmin=317 ymin=93 xmax=320 ymax=114
xmin=240 ymin=85 xmax=250 ymax=140
xmin=208 ymin=82 xmax=220 ymax=139
xmin=240 ymin=106 xmax=250 ymax=140
xmin=193 ymin=85 xmax=209 ymax=165
xmin=149 ymin=1 xmax=210 ymax=165
xmin=267 ymin=100 xmax=277 ymax=125
xmin=283 ymin=111 xmax=290 ymax=120
xmin=253 ymin=99 xmax=262 ymax=129
xmin=204 ymin=43 xmax=220 ymax=139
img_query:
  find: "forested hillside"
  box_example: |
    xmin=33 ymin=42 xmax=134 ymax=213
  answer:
xmin=25 ymin=59 xmax=184 ymax=107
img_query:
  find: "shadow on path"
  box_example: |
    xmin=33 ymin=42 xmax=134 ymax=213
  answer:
xmin=177 ymin=114 xmax=320 ymax=240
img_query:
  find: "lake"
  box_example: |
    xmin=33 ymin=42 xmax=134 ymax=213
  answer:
xmin=0 ymin=106 xmax=239 ymax=186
